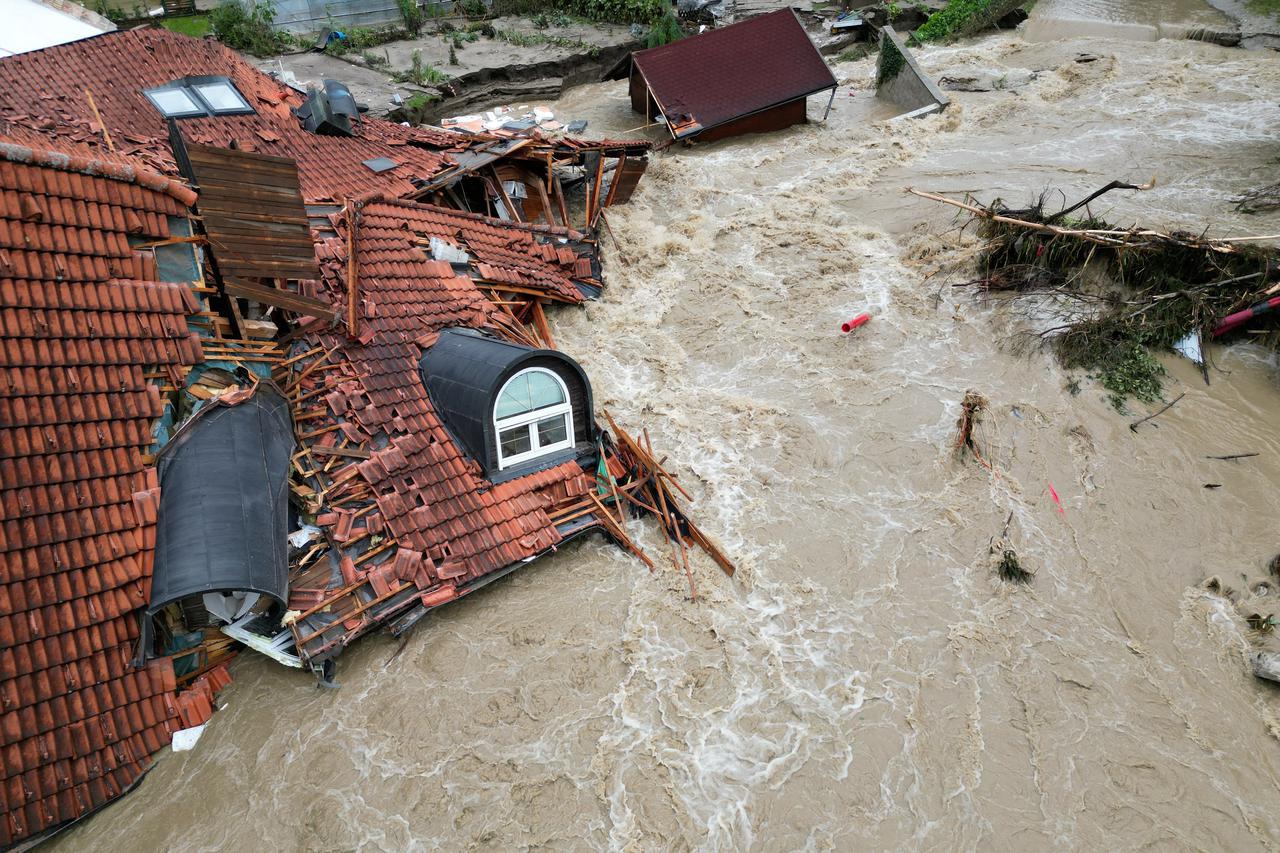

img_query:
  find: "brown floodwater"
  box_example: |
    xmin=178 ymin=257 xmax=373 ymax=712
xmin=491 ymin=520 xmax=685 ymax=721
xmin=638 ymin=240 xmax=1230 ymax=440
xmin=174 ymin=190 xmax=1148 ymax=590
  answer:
xmin=50 ymin=14 xmax=1280 ymax=853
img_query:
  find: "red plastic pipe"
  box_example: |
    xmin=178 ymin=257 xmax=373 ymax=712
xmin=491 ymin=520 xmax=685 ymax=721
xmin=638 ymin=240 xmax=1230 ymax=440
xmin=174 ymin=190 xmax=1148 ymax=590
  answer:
xmin=840 ymin=313 xmax=871 ymax=334
xmin=1212 ymin=295 xmax=1280 ymax=338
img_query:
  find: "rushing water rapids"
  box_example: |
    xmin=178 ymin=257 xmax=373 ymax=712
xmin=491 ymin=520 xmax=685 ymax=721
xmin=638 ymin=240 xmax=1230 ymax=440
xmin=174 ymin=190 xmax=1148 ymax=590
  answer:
xmin=51 ymin=14 xmax=1280 ymax=853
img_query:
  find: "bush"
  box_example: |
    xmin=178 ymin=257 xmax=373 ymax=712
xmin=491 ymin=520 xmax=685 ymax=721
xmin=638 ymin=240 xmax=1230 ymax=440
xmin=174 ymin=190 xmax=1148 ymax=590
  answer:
xmin=210 ymin=0 xmax=290 ymax=55
xmin=394 ymin=49 xmax=450 ymax=84
xmin=912 ymin=0 xmax=1024 ymax=43
xmin=493 ymin=0 xmax=661 ymax=24
xmin=644 ymin=8 xmax=681 ymax=46
xmin=398 ymin=0 xmax=424 ymax=35
xmin=325 ymin=24 xmax=405 ymax=54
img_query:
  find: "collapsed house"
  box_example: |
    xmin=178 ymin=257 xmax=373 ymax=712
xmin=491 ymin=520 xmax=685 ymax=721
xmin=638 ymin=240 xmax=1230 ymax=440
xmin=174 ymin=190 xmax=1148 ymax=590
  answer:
xmin=0 ymin=27 xmax=729 ymax=849
xmin=611 ymin=8 xmax=838 ymax=143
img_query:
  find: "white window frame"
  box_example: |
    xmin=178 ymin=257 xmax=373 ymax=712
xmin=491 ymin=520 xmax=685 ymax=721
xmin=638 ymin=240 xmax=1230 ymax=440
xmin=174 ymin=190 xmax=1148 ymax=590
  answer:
xmin=494 ymin=367 xmax=575 ymax=470
xmin=143 ymin=77 xmax=256 ymax=119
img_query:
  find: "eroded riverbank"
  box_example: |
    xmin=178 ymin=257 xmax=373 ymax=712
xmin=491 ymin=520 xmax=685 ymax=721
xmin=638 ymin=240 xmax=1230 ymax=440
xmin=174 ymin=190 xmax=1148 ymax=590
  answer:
xmin=51 ymin=22 xmax=1280 ymax=853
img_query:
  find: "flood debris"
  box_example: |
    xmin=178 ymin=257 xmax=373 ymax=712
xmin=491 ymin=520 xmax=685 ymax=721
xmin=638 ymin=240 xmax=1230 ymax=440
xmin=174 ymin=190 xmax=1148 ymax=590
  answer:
xmin=0 ymin=26 xmax=732 ymax=849
xmin=607 ymin=8 xmax=838 ymax=144
xmin=953 ymin=390 xmax=991 ymax=468
xmin=1234 ymin=181 xmax=1280 ymax=215
xmin=911 ymin=182 xmax=1280 ymax=410
xmin=1128 ymin=391 xmax=1185 ymax=432
xmin=840 ymin=312 xmax=872 ymax=333
xmin=875 ymin=27 xmax=950 ymax=118
xmin=1202 ymin=567 xmax=1280 ymax=687
xmin=989 ymin=512 xmax=1033 ymax=584
xmin=1206 ymin=452 xmax=1261 ymax=461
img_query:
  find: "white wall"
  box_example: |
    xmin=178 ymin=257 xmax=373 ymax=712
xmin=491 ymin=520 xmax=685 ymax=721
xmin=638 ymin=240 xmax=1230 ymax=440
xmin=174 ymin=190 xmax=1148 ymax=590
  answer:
xmin=0 ymin=0 xmax=114 ymax=57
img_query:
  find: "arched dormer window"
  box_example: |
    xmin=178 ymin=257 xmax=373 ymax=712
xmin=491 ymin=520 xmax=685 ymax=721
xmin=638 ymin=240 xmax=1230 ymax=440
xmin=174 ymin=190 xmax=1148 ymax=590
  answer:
xmin=419 ymin=328 xmax=594 ymax=479
xmin=494 ymin=368 xmax=575 ymax=469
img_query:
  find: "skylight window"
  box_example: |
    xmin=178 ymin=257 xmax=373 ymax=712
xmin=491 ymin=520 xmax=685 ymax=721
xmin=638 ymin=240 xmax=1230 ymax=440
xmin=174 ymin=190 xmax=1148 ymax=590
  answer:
xmin=192 ymin=81 xmax=252 ymax=113
xmin=143 ymin=77 xmax=256 ymax=119
xmin=145 ymin=87 xmax=206 ymax=118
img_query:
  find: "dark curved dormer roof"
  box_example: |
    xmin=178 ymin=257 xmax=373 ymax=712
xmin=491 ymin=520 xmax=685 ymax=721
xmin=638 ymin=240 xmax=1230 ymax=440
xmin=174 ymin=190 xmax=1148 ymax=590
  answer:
xmin=149 ymin=387 xmax=294 ymax=615
xmin=419 ymin=328 xmax=594 ymax=477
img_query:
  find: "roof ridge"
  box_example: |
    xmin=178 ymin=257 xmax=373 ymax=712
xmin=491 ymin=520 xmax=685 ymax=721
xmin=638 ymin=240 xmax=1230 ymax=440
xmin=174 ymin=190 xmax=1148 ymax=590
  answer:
xmin=0 ymin=137 xmax=197 ymax=207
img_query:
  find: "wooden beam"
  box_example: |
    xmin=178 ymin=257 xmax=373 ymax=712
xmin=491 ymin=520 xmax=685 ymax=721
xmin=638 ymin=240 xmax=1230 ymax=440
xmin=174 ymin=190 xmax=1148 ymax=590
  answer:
xmin=345 ymin=199 xmax=360 ymax=340
xmin=223 ymin=278 xmax=334 ymax=320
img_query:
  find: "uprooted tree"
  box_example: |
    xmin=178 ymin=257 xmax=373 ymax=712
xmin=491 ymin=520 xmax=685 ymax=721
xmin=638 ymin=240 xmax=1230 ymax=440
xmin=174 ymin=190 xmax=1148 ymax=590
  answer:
xmin=911 ymin=182 xmax=1280 ymax=410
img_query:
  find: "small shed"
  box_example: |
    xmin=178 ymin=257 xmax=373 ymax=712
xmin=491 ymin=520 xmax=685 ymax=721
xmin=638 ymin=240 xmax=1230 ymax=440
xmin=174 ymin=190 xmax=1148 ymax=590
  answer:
xmin=624 ymin=8 xmax=838 ymax=143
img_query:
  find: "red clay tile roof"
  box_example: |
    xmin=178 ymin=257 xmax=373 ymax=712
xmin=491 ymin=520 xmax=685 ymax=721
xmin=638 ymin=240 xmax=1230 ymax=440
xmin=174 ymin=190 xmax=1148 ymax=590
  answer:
xmin=0 ymin=136 xmax=217 ymax=848
xmin=631 ymin=9 xmax=837 ymax=137
xmin=283 ymin=200 xmax=598 ymax=662
xmin=0 ymin=29 xmax=459 ymax=201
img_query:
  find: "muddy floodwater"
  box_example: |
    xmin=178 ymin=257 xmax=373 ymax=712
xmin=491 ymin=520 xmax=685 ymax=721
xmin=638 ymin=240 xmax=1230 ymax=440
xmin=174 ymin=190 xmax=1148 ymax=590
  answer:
xmin=53 ymin=14 xmax=1280 ymax=853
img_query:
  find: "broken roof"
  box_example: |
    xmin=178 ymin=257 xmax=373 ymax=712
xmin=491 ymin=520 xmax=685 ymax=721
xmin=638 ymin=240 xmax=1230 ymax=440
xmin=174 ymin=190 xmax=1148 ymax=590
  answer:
xmin=0 ymin=136 xmax=225 ymax=847
xmin=0 ymin=28 xmax=460 ymax=201
xmin=281 ymin=198 xmax=601 ymax=662
xmin=630 ymin=9 xmax=837 ymax=138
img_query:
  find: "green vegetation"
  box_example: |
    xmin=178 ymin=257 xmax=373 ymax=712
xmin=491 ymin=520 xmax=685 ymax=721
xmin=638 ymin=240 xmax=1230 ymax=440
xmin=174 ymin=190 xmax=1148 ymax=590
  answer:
xmin=394 ymin=49 xmax=450 ymax=85
xmin=454 ymin=0 xmax=487 ymax=16
xmin=1092 ymin=343 xmax=1166 ymax=413
xmin=405 ymin=92 xmax=438 ymax=111
xmin=162 ymin=14 xmax=212 ymax=37
xmin=398 ymin=0 xmax=424 ymax=36
xmin=532 ymin=9 xmax=574 ymax=26
xmin=495 ymin=27 xmax=599 ymax=53
xmin=494 ymin=0 xmax=662 ymax=24
xmin=644 ymin=9 xmax=682 ymax=47
xmin=324 ymin=24 xmax=405 ymax=55
xmin=875 ymin=33 xmax=905 ymax=84
xmin=1247 ymin=0 xmax=1280 ymax=14
xmin=210 ymin=0 xmax=292 ymax=55
xmin=912 ymin=0 xmax=1016 ymax=43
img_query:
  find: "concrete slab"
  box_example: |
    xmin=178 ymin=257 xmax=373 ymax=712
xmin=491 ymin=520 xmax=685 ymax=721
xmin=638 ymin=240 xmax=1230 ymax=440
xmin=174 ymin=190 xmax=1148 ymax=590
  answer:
xmin=874 ymin=26 xmax=949 ymax=117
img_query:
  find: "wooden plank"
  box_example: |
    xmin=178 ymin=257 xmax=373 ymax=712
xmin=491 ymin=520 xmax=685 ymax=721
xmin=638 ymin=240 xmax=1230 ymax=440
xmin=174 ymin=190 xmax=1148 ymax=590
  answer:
xmin=312 ymin=445 xmax=371 ymax=460
xmin=223 ymin=278 xmax=334 ymax=319
xmin=190 ymin=164 xmax=303 ymax=191
xmin=187 ymin=143 xmax=301 ymax=173
xmin=197 ymin=182 xmax=307 ymax=205
xmin=199 ymin=199 xmax=311 ymax=221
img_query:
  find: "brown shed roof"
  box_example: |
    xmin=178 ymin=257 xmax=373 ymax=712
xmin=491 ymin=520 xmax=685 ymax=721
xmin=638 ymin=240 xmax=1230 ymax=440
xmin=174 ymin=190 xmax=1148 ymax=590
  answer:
xmin=631 ymin=9 xmax=837 ymax=139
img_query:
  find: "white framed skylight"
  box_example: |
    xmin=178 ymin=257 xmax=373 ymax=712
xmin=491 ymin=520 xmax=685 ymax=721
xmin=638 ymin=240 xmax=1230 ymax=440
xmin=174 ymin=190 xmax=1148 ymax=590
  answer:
xmin=144 ymin=86 xmax=207 ymax=118
xmin=192 ymin=81 xmax=252 ymax=113
xmin=143 ymin=77 xmax=256 ymax=119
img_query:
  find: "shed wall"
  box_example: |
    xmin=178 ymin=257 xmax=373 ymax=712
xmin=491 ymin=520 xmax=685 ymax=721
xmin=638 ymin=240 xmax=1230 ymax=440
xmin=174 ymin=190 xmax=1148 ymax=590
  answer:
xmin=694 ymin=97 xmax=808 ymax=142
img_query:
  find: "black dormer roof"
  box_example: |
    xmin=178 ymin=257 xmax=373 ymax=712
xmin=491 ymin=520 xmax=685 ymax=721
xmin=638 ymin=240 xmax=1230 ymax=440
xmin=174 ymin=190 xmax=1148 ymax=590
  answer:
xmin=419 ymin=328 xmax=594 ymax=478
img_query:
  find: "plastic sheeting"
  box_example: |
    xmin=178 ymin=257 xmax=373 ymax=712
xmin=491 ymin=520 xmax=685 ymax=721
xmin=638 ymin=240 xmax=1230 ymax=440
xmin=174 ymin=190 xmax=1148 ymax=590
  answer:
xmin=148 ymin=387 xmax=294 ymax=614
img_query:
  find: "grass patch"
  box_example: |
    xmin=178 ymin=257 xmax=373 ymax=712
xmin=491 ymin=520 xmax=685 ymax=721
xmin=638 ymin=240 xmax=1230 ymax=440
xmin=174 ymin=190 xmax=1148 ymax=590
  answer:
xmin=161 ymin=14 xmax=212 ymax=37
xmin=393 ymin=49 xmax=450 ymax=85
xmin=494 ymin=27 xmax=599 ymax=53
